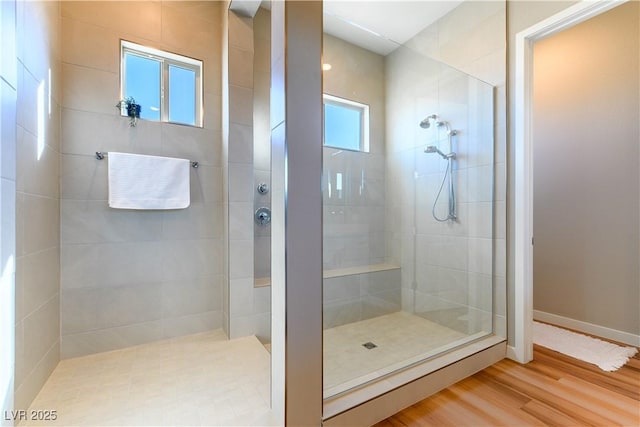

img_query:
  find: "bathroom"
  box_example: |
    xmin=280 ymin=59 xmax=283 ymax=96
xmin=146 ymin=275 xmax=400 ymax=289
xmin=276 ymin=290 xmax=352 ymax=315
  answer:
xmin=1 ymin=0 xmax=508 ymax=425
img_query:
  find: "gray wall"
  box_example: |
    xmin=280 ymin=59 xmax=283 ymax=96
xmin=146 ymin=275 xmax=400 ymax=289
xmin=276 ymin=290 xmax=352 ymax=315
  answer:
xmin=14 ymin=0 xmax=61 ymax=411
xmin=532 ymin=1 xmax=639 ymax=335
xmin=506 ymin=0 xmax=580 ymax=345
xmin=59 ymin=1 xmax=224 ymax=358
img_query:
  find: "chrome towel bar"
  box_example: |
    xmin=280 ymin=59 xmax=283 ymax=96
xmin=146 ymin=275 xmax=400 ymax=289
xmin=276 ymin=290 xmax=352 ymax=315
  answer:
xmin=95 ymin=152 xmax=199 ymax=168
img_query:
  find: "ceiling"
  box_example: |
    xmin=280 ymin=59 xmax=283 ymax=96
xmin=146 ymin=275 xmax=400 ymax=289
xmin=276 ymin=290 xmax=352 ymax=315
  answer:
xmin=259 ymin=1 xmax=462 ymax=56
xmin=323 ymin=1 xmax=462 ymax=55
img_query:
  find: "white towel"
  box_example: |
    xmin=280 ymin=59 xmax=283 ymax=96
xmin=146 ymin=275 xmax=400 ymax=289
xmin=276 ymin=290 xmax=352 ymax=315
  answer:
xmin=108 ymin=152 xmax=190 ymax=210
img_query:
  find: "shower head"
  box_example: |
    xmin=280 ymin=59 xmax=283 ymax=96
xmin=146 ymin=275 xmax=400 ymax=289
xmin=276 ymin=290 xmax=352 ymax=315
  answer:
xmin=425 ymin=145 xmax=438 ymax=153
xmin=419 ymin=114 xmax=438 ymax=129
xmin=425 ymin=145 xmax=455 ymax=160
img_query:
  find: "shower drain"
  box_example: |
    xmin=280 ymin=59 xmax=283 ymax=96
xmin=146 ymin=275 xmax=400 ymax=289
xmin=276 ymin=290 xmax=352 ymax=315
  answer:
xmin=362 ymin=342 xmax=377 ymax=349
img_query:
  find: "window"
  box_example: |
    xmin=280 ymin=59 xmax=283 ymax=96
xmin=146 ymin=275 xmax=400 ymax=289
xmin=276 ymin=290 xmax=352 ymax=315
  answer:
xmin=121 ymin=41 xmax=203 ymax=127
xmin=323 ymin=94 xmax=369 ymax=152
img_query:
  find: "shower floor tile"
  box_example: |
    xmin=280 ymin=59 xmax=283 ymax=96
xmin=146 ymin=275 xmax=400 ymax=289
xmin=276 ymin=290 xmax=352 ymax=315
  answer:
xmin=323 ymin=311 xmax=470 ymax=397
xmin=22 ymin=330 xmax=274 ymax=426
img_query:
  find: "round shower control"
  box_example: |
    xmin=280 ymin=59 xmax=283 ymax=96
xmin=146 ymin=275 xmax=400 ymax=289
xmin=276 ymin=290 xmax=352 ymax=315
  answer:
xmin=255 ymin=207 xmax=271 ymax=225
xmin=257 ymin=183 xmax=269 ymax=194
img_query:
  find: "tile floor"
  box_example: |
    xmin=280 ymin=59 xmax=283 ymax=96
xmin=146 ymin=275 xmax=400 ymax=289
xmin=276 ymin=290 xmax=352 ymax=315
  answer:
xmin=323 ymin=311 xmax=472 ymax=397
xmin=24 ymin=311 xmax=480 ymax=426
xmin=23 ymin=330 xmax=275 ymax=426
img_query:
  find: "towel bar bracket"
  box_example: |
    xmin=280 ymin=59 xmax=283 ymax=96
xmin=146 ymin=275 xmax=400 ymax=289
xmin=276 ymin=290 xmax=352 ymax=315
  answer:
xmin=96 ymin=151 xmax=198 ymax=168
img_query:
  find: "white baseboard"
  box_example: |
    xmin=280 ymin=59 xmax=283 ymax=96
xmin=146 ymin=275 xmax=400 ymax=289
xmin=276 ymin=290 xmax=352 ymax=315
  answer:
xmin=533 ymin=310 xmax=640 ymax=347
xmin=505 ymin=345 xmax=520 ymax=362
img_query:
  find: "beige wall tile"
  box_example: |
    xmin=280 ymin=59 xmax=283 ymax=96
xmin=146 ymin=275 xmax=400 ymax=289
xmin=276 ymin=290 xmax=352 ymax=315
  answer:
xmin=229 ymin=278 xmax=256 ymax=317
xmin=22 ymin=295 xmax=59 ymax=384
xmin=60 ymin=154 xmax=108 ymax=201
xmin=14 ymin=0 xmax=61 ymax=410
xmin=161 ymin=3 xmax=219 ymax=60
xmin=161 ymin=123 xmax=221 ymax=166
xmin=60 ymin=320 xmax=164 ymax=359
xmin=61 ymin=241 xmax=165 ymax=289
xmin=229 ymin=46 xmax=254 ymax=89
xmin=62 ymin=17 xmax=119 ymax=73
xmin=22 ymin=248 xmax=59 ymax=316
xmin=229 ymin=123 xmax=253 ymax=164
xmin=203 ymin=92 xmax=222 ymax=131
xmin=161 ymin=239 xmax=223 ymax=281
xmin=94 ymin=284 xmax=164 ymax=329
xmin=229 ymin=163 xmax=253 ymax=202
xmin=62 ymin=109 xmax=163 ymax=156
xmin=17 ymin=131 xmax=59 ymax=198
xmin=228 ymin=85 xmax=253 ymax=126
xmin=229 ymin=202 xmax=253 ymax=241
xmin=22 ymin=195 xmax=59 ymax=254
xmin=161 ymin=277 xmax=222 ymax=318
xmin=228 ymin=11 xmax=253 ymax=52
xmin=61 ymin=200 xmax=163 ymax=244
xmin=161 ymin=311 xmax=221 ymax=338
xmin=61 ymin=1 xmax=162 ymax=42
xmin=162 ymin=1 xmax=222 ymax=24
xmin=162 ymin=203 xmax=223 ymax=240
xmin=190 ymin=164 xmax=223 ymax=204
xmin=229 ymin=239 xmax=252 ymax=280
xmin=14 ymin=340 xmax=59 ymax=411
xmin=16 ymin=67 xmax=38 ymax=135
xmin=60 ymin=287 xmax=99 ymax=335
xmin=62 ymin=63 xmax=118 ymax=114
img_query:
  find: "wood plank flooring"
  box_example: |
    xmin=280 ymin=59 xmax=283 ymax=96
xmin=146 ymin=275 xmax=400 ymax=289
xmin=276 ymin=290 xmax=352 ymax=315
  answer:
xmin=376 ymin=342 xmax=640 ymax=426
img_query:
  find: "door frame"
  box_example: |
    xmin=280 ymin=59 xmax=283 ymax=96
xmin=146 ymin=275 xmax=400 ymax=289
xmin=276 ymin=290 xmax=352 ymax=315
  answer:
xmin=511 ymin=0 xmax=627 ymax=363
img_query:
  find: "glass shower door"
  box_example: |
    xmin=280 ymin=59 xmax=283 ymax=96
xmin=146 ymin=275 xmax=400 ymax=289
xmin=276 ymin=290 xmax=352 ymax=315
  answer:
xmin=321 ymin=1 xmax=502 ymax=399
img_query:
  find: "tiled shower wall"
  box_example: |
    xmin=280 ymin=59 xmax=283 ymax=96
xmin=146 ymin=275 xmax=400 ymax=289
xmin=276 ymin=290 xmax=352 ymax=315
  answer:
xmin=224 ymin=7 xmax=270 ymax=341
xmin=0 ymin=0 xmax=17 ymax=417
xmin=253 ymin=7 xmax=271 ymax=282
xmin=385 ymin=1 xmax=506 ymax=335
xmin=14 ymin=0 xmax=61 ymax=410
xmin=322 ymin=34 xmax=387 ymax=271
xmin=59 ymin=1 xmax=224 ymax=358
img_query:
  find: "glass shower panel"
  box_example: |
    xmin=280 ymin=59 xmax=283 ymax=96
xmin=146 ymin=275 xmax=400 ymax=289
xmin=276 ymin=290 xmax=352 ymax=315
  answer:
xmin=322 ymin=4 xmax=498 ymax=398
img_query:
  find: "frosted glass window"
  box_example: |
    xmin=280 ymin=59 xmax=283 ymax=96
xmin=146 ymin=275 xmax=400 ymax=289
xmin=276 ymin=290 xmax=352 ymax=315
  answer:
xmin=323 ymin=94 xmax=369 ymax=152
xmin=121 ymin=41 xmax=202 ymax=127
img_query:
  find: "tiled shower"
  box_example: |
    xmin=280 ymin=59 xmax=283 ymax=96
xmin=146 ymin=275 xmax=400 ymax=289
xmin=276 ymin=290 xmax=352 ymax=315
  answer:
xmin=1 ymin=0 xmax=507 ymax=422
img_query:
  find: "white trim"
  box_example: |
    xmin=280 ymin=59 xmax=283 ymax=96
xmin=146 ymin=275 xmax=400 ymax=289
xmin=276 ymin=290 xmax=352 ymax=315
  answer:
xmin=512 ymin=0 xmax=627 ymax=364
xmin=506 ymin=345 xmax=519 ymax=361
xmin=121 ymin=40 xmax=202 ymax=67
xmin=534 ymin=310 xmax=640 ymax=347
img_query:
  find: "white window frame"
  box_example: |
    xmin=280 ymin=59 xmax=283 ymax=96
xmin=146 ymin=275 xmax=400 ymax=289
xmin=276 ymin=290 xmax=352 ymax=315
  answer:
xmin=120 ymin=40 xmax=203 ymax=127
xmin=323 ymin=94 xmax=370 ymax=152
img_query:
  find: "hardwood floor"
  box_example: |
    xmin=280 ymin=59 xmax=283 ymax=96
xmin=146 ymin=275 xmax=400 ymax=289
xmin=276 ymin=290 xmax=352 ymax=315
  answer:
xmin=376 ymin=343 xmax=640 ymax=426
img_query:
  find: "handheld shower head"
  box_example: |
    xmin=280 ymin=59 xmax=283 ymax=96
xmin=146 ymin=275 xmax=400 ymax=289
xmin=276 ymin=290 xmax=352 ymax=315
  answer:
xmin=425 ymin=145 xmax=455 ymax=160
xmin=419 ymin=114 xmax=438 ymax=129
xmin=425 ymin=145 xmax=438 ymax=153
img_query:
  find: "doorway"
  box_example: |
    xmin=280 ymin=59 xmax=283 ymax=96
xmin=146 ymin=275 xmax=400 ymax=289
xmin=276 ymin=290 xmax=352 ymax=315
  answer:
xmin=513 ymin=0 xmax=639 ymax=363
